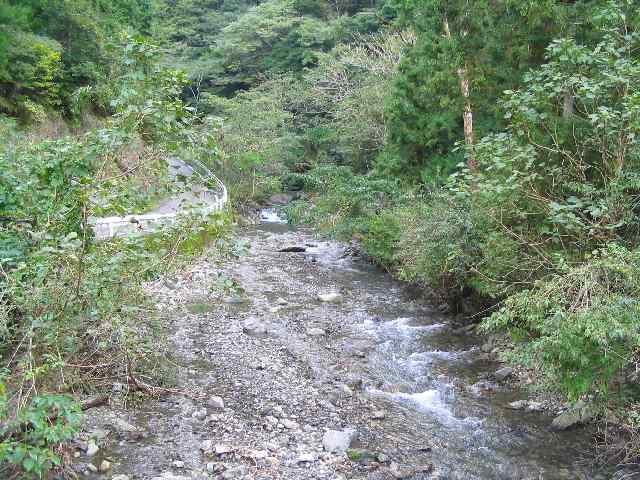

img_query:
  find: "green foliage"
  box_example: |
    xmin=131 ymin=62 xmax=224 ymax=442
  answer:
xmin=483 ymin=244 xmax=640 ymax=403
xmin=0 ymin=384 xmax=81 ymax=479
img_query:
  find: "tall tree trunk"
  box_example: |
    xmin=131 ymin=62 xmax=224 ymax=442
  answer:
xmin=443 ymin=17 xmax=476 ymax=169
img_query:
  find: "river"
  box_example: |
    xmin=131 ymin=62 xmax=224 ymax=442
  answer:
xmin=80 ymin=211 xmax=616 ymax=480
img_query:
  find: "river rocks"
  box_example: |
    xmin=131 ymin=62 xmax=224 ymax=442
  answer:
xmin=86 ymin=440 xmax=99 ymax=457
xmin=99 ymin=460 xmax=112 ymax=472
xmin=551 ymin=401 xmax=597 ymax=430
xmin=297 ymin=453 xmax=317 ymax=463
xmin=307 ymin=327 xmax=326 ymax=336
xmin=221 ymin=465 xmax=249 ymax=479
xmin=322 ymin=428 xmax=357 ymax=453
xmin=192 ymin=408 xmax=207 ymax=420
xmin=493 ymin=367 xmax=514 ymax=381
xmin=508 ymin=400 xmax=544 ymax=412
xmin=215 ymin=444 xmax=235 ymax=455
xmin=242 ymin=317 xmax=269 ymax=336
xmin=388 ymin=462 xmax=433 ymax=479
xmin=371 ymin=409 xmax=386 ymax=420
xmin=282 ymin=419 xmax=299 ymax=429
xmin=318 ymin=292 xmax=342 ymax=303
xmin=207 ymin=396 xmax=225 ymax=409
xmin=112 ymin=475 xmax=130 ymax=480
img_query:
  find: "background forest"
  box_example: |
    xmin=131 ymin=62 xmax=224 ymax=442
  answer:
xmin=2 ymin=0 xmax=640 ymax=476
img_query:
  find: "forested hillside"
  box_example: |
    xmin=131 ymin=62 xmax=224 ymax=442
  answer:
xmin=2 ymin=0 xmax=640 ymax=476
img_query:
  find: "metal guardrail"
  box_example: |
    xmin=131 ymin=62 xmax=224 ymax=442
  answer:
xmin=90 ymin=158 xmax=228 ymax=240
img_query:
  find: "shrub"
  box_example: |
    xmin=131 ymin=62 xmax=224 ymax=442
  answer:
xmin=482 ymin=244 xmax=640 ymax=403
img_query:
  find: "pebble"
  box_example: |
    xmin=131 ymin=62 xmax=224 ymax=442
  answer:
xmin=494 ymin=367 xmax=514 ymax=381
xmin=87 ymin=464 xmax=98 ymax=473
xmin=112 ymin=476 xmax=130 ymax=480
xmin=307 ymin=327 xmax=326 ymax=336
xmin=215 ymin=443 xmax=234 ymax=455
xmin=86 ymin=440 xmax=99 ymax=457
xmin=318 ymin=292 xmax=342 ymax=303
xmin=221 ymin=465 xmax=249 ymax=479
xmin=297 ymin=453 xmax=316 ymax=463
xmin=282 ymin=419 xmax=299 ymax=429
xmin=99 ymin=460 xmax=112 ymax=472
xmin=173 ymin=460 xmax=185 ymax=468
xmin=192 ymin=408 xmax=207 ymax=420
xmin=207 ymin=396 xmax=225 ymax=409
xmin=371 ymin=409 xmax=386 ymax=420
xmin=322 ymin=428 xmax=357 ymax=453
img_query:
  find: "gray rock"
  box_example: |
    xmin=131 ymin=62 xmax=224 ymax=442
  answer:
xmin=207 ymin=396 xmax=225 ymax=409
xmin=221 ymin=465 xmax=249 ymax=479
xmin=99 ymin=460 xmax=112 ymax=472
xmin=551 ymin=401 xmax=596 ymax=430
xmin=371 ymin=410 xmax=386 ymax=420
xmin=297 ymin=453 xmax=316 ymax=463
xmin=215 ymin=444 xmax=234 ymax=455
xmin=307 ymin=328 xmax=326 ymax=336
xmin=526 ymin=401 xmax=544 ymax=412
xmin=86 ymin=440 xmax=99 ymax=457
xmin=173 ymin=460 xmax=185 ymax=468
xmin=322 ymin=428 xmax=357 ymax=453
xmin=493 ymin=367 xmax=514 ymax=381
xmin=192 ymin=408 xmax=207 ymax=420
xmin=318 ymin=292 xmax=342 ymax=303
xmin=112 ymin=476 xmax=130 ymax=480
xmin=508 ymin=400 xmax=529 ymax=410
xmin=282 ymin=419 xmax=299 ymax=429
xmin=87 ymin=464 xmax=98 ymax=473
xmin=242 ymin=317 xmax=268 ymax=336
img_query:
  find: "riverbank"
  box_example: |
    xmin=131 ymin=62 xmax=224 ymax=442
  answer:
xmin=71 ymin=215 xmax=610 ymax=479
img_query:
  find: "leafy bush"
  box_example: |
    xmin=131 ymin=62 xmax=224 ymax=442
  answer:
xmin=0 ymin=384 xmax=81 ymax=479
xmin=482 ymin=244 xmax=640 ymax=404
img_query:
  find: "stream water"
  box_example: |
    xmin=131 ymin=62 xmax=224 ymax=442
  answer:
xmin=256 ymin=210 xmax=610 ymax=479
xmin=88 ymin=209 xmax=622 ymax=480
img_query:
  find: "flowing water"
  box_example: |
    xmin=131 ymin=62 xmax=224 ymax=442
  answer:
xmin=88 ymin=208 xmax=625 ymax=480
xmin=256 ymin=209 xmax=610 ymax=479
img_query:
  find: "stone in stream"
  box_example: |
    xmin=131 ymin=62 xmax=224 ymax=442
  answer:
xmin=322 ymin=428 xmax=357 ymax=453
xmin=191 ymin=408 xmax=207 ymax=420
xmin=297 ymin=453 xmax=316 ymax=463
xmin=493 ymin=366 xmax=514 ymax=381
xmin=242 ymin=317 xmax=268 ymax=336
xmin=282 ymin=419 xmax=299 ymax=429
xmin=207 ymin=395 xmax=225 ymax=409
xmin=551 ymin=400 xmax=596 ymax=430
xmin=85 ymin=440 xmax=99 ymax=457
xmin=99 ymin=460 xmax=112 ymax=472
xmin=371 ymin=409 xmax=386 ymax=420
xmin=221 ymin=465 xmax=249 ymax=479
xmin=318 ymin=292 xmax=342 ymax=303
xmin=307 ymin=327 xmax=326 ymax=336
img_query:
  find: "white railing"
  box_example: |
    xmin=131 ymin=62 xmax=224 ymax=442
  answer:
xmin=90 ymin=158 xmax=228 ymax=241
